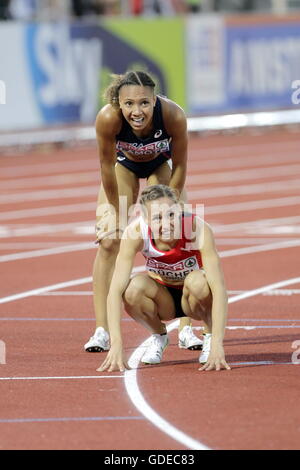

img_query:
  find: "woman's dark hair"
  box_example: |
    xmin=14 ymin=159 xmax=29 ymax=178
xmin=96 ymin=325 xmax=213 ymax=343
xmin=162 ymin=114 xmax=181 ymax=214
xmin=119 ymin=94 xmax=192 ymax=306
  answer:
xmin=104 ymin=70 xmax=156 ymax=107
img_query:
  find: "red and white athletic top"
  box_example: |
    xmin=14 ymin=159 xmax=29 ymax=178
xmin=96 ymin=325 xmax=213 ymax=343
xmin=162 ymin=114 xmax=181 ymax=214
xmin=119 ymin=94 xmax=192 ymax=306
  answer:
xmin=139 ymin=212 xmax=203 ymax=289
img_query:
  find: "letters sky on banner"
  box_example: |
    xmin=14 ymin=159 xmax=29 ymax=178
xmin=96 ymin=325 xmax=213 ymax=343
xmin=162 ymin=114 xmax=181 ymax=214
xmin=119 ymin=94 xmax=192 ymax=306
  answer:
xmin=25 ymin=23 xmax=166 ymax=125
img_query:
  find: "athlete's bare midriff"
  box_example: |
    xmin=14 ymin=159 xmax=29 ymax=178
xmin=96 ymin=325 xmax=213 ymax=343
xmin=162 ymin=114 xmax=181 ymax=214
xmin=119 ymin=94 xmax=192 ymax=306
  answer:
xmin=120 ymin=150 xmax=165 ymax=163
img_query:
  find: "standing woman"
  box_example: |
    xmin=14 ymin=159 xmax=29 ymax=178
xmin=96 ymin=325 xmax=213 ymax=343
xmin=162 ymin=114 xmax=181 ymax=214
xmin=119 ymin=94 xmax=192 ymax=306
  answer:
xmin=84 ymin=70 xmax=202 ymax=352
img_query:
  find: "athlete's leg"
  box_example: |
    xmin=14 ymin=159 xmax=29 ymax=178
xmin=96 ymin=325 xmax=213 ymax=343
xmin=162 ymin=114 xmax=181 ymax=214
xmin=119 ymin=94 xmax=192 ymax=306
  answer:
xmin=92 ymin=164 xmax=139 ymax=332
xmin=182 ymin=270 xmax=214 ymax=363
xmin=181 ymin=270 xmax=212 ymax=332
xmin=146 ymin=160 xmax=171 ymax=186
xmin=123 ymin=274 xmax=176 ymax=334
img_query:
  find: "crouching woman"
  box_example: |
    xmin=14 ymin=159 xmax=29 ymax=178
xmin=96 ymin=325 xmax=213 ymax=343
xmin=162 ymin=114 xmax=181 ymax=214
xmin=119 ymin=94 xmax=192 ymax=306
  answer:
xmin=98 ymin=184 xmax=230 ymax=372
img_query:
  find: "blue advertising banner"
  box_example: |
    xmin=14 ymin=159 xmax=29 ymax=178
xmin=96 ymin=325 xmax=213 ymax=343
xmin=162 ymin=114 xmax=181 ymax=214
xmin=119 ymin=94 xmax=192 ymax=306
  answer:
xmin=187 ymin=16 xmax=300 ymax=114
xmin=226 ymin=21 xmax=300 ymax=112
xmin=25 ymin=22 xmax=166 ymax=125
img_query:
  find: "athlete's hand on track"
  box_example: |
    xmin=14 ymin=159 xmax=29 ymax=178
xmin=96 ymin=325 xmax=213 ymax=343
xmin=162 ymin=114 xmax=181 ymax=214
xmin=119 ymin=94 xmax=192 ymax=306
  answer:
xmin=97 ymin=346 xmax=130 ymax=373
xmin=199 ymin=345 xmax=231 ymax=372
xmin=95 ymin=205 xmax=120 ymax=244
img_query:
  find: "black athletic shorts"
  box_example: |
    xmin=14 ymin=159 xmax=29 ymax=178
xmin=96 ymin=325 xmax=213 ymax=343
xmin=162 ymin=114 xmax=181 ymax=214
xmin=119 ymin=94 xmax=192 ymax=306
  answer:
xmin=165 ymin=285 xmax=187 ymax=318
xmin=116 ymin=151 xmax=171 ymax=179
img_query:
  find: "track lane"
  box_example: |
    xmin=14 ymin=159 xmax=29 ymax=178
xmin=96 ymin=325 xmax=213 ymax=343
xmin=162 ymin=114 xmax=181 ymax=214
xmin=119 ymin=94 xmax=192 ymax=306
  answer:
xmin=1 ymin=128 xmax=300 ymax=449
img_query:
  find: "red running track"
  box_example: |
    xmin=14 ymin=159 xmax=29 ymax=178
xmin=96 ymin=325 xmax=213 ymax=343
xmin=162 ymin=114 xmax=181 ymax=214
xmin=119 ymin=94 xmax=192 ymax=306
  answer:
xmin=0 ymin=128 xmax=300 ymax=450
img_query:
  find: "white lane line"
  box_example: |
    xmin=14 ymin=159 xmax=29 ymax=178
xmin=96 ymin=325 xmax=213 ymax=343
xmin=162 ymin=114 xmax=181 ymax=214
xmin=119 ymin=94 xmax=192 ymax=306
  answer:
xmin=193 ymin=321 xmax=300 ymax=330
xmin=229 ymin=318 xmax=300 ymax=322
xmin=194 ymin=325 xmax=300 ymax=330
xmin=0 ymin=242 xmax=93 ymax=262
xmin=188 ymin=178 xmax=300 ymax=200
xmin=124 ymin=318 xmax=210 ymax=451
xmin=1 ymin=241 xmax=299 ymax=300
xmin=188 ymin=151 xmax=300 ymax=171
xmin=1 ymin=196 xmax=299 ymax=224
xmin=228 ymin=277 xmax=300 ymax=304
xmin=31 ymin=288 xmax=300 ymax=296
xmin=2 ymin=238 xmax=298 ymax=265
xmin=229 ymin=361 xmax=294 ymax=366
xmin=227 ymin=326 xmax=300 ymax=329
xmin=0 ymin=317 xmax=133 ymax=321
xmin=0 ymin=318 xmax=297 ymax=323
xmin=205 ymin=196 xmax=300 ymax=216
xmin=38 ymin=291 xmax=93 ymax=296
xmin=0 ymin=242 xmax=84 ymax=249
xmin=228 ymin=288 xmax=300 ymax=295
xmin=0 ymin=186 xmax=98 ymax=204
xmin=124 ymin=275 xmax=300 ymax=450
xmin=2 ymin=140 xmax=299 ymax=178
xmin=0 ymin=266 xmax=145 ymax=304
xmin=3 ymin=163 xmax=300 ymax=191
xmin=263 ymin=289 xmax=300 ymax=296
xmin=220 ymin=239 xmax=300 ymax=258
xmin=187 ymin=164 xmax=300 ymax=186
xmin=0 ymin=319 xmax=298 ymax=325
xmin=214 ymin=215 xmax=300 ymax=234
xmin=216 ymin=237 xmax=294 ymax=245
xmin=1 ymin=213 xmax=300 ymax=241
xmin=0 ymin=277 xmax=93 ymax=305
xmin=1 ymin=159 xmax=99 ymax=178
xmin=1 ymin=177 xmax=300 ymax=205
xmin=1 ymin=171 xmax=99 ymax=190
xmin=0 ymin=416 xmax=143 ymax=424
xmin=188 ymin=140 xmax=300 ymax=159
xmin=11 ymin=288 xmax=300 ymax=297
xmin=0 ymin=375 xmax=123 ymax=381
xmin=0 ymin=219 xmax=94 ymax=238
xmin=0 ymin=202 xmax=95 ymax=222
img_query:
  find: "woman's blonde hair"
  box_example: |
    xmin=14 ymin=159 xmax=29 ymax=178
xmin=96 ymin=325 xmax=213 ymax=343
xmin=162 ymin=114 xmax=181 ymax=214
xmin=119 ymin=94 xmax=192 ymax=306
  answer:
xmin=139 ymin=184 xmax=179 ymax=206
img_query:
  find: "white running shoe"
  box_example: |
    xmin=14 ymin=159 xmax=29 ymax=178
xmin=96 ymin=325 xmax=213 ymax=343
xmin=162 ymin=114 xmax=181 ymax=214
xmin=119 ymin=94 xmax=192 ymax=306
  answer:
xmin=178 ymin=326 xmax=203 ymax=351
xmin=199 ymin=333 xmax=212 ymax=364
xmin=141 ymin=333 xmax=169 ymax=365
xmin=84 ymin=327 xmax=110 ymax=353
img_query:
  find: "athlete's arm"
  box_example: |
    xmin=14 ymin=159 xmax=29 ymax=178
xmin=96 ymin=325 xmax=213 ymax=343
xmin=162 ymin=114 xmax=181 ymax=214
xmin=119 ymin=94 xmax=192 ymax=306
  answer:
xmin=95 ymin=105 xmax=122 ymax=212
xmin=198 ymin=221 xmax=230 ymax=371
xmin=97 ymin=223 xmax=143 ymax=372
xmin=163 ymin=100 xmax=188 ymax=195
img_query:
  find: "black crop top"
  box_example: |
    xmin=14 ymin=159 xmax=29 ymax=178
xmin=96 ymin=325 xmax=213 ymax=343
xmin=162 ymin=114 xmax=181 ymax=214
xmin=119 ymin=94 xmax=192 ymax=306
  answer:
xmin=115 ymin=97 xmax=172 ymax=158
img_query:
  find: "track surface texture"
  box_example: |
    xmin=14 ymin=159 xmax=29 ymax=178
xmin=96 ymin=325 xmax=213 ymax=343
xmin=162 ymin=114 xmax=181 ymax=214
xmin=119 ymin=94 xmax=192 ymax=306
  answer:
xmin=0 ymin=128 xmax=300 ymax=450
